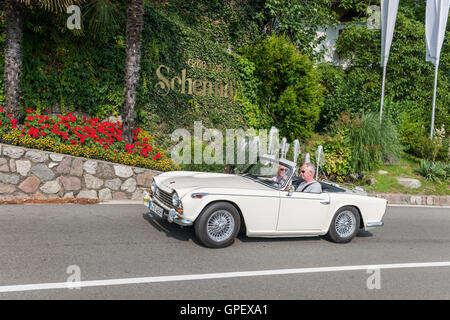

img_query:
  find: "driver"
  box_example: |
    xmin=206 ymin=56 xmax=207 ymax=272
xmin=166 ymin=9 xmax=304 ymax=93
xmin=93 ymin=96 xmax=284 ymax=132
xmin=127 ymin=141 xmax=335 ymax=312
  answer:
xmin=296 ymin=163 xmax=322 ymax=193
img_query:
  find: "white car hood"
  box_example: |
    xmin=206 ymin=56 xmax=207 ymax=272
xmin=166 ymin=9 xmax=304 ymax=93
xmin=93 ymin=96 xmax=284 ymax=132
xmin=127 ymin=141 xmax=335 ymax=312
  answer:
xmin=154 ymin=171 xmax=268 ymax=196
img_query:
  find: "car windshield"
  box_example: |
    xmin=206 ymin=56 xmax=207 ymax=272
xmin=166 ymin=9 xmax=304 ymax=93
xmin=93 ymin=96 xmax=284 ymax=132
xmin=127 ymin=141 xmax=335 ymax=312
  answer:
xmin=238 ymin=157 xmax=293 ymax=189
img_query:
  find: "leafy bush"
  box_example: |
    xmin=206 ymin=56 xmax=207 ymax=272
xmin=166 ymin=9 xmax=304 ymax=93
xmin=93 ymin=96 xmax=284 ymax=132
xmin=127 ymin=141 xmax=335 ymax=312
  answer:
xmin=321 ymin=133 xmax=352 ymax=181
xmin=400 ymin=120 xmax=449 ymax=161
xmin=418 ymin=159 xmax=449 ymax=182
xmin=301 ymin=131 xmax=352 ymax=182
xmin=243 ymin=35 xmax=323 ymax=141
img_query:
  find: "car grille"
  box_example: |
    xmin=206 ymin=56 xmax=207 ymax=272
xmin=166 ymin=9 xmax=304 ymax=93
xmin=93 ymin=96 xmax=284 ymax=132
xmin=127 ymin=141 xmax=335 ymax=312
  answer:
xmin=155 ymin=188 xmax=173 ymax=209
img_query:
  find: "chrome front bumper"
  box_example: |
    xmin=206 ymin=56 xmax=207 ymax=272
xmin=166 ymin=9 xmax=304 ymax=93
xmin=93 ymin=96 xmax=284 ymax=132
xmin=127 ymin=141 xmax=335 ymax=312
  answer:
xmin=143 ymin=191 xmax=193 ymax=227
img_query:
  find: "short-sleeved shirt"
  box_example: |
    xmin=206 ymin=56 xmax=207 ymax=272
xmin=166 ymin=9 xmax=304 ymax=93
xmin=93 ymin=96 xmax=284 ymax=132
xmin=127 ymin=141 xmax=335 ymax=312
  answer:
xmin=296 ymin=181 xmax=322 ymax=193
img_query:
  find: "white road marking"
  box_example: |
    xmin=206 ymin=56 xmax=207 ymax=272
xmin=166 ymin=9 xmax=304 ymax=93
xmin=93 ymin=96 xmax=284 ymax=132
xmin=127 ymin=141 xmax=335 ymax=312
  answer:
xmin=1 ymin=261 xmax=450 ymax=293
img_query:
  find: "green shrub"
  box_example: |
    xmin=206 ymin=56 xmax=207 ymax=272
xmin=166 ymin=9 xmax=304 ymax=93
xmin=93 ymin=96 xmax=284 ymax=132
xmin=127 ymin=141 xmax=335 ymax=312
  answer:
xmin=243 ymin=35 xmax=323 ymax=141
xmin=348 ymin=112 xmax=403 ymax=173
xmin=400 ymin=120 xmax=448 ymax=161
xmin=322 ymin=133 xmax=352 ymax=181
xmin=301 ymin=131 xmax=352 ymax=182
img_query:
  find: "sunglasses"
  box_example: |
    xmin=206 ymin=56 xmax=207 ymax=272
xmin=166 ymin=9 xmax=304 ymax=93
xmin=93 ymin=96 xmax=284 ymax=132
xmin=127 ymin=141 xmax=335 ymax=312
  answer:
xmin=279 ymin=168 xmax=287 ymax=172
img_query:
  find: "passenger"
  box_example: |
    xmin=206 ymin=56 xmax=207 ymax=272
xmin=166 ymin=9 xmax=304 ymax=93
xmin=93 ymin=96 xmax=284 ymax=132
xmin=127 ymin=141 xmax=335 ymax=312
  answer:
xmin=270 ymin=165 xmax=289 ymax=188
xmin=296 ymin=163 xmax=322 ymax=193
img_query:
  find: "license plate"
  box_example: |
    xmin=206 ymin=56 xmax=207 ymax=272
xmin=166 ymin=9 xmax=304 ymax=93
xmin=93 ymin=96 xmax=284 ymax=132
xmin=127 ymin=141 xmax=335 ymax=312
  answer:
xmin=150 ymin=202 xmax=164 ymax=218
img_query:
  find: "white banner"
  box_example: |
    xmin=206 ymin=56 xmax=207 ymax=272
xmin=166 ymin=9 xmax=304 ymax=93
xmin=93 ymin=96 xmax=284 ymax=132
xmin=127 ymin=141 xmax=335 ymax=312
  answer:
xmin=425 ymin=0 xmax=450 ymax=65
xmin=380 ymin=0 xmax=400 ymax=67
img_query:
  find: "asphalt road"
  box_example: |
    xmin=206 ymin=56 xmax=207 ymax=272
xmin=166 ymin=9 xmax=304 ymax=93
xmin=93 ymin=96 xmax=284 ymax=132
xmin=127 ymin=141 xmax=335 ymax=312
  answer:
xmin=0 ymin=203 xmax=449 ymax=300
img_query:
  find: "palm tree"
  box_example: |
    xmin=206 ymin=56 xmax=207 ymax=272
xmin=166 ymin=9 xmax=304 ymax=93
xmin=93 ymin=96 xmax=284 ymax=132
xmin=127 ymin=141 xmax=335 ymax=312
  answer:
xmin=3 ymin=0 xmax=119 ymax=119
xmin=3 ymin=0 xmax=85 ymax=120
xmin=121 ymin=0 xmax=144 ymax=144
xmin=4 ymin=0 xmax=25 ymax=120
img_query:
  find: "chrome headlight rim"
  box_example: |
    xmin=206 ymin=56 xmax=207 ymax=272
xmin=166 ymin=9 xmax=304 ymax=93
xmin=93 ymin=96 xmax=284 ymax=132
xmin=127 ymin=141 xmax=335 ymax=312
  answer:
xmin=172 ymin=192 xmax=182 ymax=208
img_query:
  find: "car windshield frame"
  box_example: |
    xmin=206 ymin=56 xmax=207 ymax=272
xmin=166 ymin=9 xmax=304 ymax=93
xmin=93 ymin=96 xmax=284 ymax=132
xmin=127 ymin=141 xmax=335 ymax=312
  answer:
xmin=239 ymin=156 xmax=296 ymax=190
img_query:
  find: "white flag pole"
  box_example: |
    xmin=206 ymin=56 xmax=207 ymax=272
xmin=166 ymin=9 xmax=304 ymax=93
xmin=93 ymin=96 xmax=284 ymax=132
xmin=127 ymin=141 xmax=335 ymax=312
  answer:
xmin=430 ymin=61 xmax=439 ymax=139
xmin=425 ymin=0 xmax=450 ymax=139
xmin=380 ymin=65 xmax=387 ymax=122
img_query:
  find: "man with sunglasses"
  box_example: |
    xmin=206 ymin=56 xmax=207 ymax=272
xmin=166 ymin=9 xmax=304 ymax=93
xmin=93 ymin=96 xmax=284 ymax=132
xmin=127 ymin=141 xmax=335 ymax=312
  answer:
xmin=296 ymin=163 xmax=322 ymax=193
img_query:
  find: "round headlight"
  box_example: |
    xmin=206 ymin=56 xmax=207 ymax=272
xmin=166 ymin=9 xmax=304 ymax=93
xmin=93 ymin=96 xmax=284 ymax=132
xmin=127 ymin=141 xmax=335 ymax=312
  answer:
xmin=151 ymin=180 xmax=157 ymax=194
xmin=172 ymin=192 xmax=180 ymax=207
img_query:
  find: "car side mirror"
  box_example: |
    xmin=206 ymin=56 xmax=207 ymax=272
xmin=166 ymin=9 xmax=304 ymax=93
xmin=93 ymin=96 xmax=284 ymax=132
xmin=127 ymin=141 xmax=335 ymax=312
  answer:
xmin=287 ymin=185 xmax=295 ymax=196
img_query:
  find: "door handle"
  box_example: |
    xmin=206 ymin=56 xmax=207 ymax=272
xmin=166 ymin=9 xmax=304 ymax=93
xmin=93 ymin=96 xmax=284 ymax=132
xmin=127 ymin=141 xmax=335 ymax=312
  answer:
xmin=320 ymin=201 xmax=330 ymax=204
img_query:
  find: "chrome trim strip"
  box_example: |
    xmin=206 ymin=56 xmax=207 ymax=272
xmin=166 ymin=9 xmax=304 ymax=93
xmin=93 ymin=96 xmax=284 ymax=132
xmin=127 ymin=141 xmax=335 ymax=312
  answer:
xmin=191 ymin=192 xmax=326 ymax=201
xmin=192 ymin=192 xmax=281 ymax=199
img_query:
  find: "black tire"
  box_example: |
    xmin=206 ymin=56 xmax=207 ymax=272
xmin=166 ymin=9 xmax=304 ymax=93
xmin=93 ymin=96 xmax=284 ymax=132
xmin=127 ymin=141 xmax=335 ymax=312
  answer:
xmin=326 ymin=206 xmax=360 ymax=243
xmin=195 ymin=202 xmax=241 ymax=248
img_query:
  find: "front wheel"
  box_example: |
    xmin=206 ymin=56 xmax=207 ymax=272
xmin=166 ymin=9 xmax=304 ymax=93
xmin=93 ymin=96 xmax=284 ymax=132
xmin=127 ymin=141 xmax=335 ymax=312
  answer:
xmin=195 ymin=202 xmax=241 ymax=248
xmin=326 ymin=206 xmax=360 ymax=243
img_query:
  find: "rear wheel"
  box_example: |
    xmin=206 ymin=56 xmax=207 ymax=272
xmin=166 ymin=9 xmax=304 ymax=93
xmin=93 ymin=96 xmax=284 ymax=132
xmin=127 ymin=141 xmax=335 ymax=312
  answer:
xmin=195 ymin=202 xmax=241 ymax=248
xmin=326 ymin=206 xmax=360 ymax=243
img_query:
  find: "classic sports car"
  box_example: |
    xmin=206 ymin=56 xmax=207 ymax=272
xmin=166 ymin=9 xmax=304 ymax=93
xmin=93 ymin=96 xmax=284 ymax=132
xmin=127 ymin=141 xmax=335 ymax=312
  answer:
xmin=143 ymin=156 xmax=386 ymax=248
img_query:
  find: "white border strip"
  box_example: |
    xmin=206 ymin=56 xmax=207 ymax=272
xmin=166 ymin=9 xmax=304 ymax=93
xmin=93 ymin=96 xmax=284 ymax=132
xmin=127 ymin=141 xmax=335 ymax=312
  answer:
xmin=1 ymin=261 xmax=450 ymax=293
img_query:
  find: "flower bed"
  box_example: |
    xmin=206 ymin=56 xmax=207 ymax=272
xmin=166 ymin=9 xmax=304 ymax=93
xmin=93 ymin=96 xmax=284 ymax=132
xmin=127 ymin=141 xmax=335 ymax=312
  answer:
xmin=0 ymin=108 xmax=176 ymax=172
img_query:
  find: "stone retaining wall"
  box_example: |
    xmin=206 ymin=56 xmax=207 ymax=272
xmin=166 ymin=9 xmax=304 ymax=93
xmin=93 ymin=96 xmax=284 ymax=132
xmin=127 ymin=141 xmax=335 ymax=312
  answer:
xmin=374 ymin=193 xmax=450 ymax=206
xmin=0 ymin=143 xmax=160 ymax=201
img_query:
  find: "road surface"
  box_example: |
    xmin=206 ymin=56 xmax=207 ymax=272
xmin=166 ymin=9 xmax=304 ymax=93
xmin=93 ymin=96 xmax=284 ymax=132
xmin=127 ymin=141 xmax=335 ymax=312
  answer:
xmin=0 ymin=204 xmax=449 ymax=299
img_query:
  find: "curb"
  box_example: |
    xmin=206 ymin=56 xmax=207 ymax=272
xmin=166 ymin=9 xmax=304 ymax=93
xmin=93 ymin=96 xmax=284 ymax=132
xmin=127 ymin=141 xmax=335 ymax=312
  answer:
xmin=372 ymin=193 xmax=450 ymax=206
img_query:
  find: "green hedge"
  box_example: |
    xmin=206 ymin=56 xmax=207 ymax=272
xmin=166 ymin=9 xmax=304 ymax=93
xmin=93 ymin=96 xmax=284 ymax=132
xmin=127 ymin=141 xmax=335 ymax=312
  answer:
xmin=0 ymin=4 xmax=249 ymax=149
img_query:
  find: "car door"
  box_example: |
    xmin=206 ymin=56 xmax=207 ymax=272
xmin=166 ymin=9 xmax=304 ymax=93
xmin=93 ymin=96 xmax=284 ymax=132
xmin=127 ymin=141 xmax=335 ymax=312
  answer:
xmin=276 ymin=190 xmax=330 ymax=232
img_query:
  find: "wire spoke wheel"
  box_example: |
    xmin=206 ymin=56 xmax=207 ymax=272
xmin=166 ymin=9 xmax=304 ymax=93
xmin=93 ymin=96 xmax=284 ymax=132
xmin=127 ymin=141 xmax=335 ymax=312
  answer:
xmin=206 ymin=210 xmax=235 ymax=242
xmin=334 ymin=210 xmax=357 ymax=239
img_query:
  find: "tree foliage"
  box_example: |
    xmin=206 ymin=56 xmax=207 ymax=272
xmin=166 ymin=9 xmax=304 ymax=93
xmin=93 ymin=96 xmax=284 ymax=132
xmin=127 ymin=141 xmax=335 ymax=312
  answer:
xmin=243 ymin=35 xmax=323 ymax=140
xmin=259 ymin=0 xmax=338 ymax=60
xmin=318 ymin=5 xmax=449 ymax=134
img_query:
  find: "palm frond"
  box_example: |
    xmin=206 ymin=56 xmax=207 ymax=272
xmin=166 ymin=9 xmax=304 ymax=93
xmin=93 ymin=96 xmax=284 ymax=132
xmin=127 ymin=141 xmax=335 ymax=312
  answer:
xmin=19 ymin=0 xmax=87 ymax=13
xmin=83 ymin=0 xmax=123 ymax=33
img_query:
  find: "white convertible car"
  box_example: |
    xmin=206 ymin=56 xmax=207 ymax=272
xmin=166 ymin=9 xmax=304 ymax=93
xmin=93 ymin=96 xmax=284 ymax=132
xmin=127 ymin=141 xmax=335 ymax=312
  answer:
xmin=143 ymin=156 xmax=386 ymax=248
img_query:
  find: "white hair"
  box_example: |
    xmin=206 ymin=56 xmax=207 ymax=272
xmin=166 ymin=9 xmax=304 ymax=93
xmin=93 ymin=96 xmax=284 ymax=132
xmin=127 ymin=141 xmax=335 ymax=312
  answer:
xmin=302 ymin=162 xmax=315 ymax=174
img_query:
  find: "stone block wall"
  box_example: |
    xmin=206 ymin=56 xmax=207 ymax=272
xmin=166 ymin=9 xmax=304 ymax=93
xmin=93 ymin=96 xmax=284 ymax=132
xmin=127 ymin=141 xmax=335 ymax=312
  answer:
xmin=0 ymin=144 xmax=161 ymax=201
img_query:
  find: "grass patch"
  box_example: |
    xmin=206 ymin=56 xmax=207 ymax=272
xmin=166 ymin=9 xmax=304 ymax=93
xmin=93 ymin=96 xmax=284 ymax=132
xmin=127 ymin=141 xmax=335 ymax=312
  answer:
xmin=363 ymin=153 xmax=449 ymax=195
